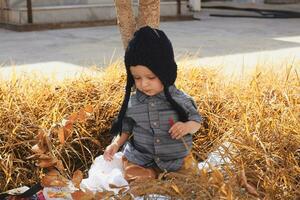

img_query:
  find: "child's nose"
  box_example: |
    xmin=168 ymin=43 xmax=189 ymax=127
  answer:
xmin=141 ymin=79 xmax=149 ymax=88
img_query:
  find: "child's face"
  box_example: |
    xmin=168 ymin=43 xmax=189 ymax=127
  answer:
xmin=130 ymin=65 xmax=164 ymax=96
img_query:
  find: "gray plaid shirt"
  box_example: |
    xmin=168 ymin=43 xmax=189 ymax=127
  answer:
xmin=122 ymin=85 xmax=202 ymax=172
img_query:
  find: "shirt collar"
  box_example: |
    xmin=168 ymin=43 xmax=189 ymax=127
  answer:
xmin=136 ymin=85 xmax=177 ymax=103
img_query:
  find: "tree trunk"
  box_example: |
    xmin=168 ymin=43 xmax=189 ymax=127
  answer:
xmin=115 ymin=0 xmax=160 ymax=49
xmin=137 ymin=0 xmax=160 ymax=30
xmin=114 ymin=0 xmax=136 ymax=49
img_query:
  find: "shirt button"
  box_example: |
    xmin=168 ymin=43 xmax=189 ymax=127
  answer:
xmin=153 ymin=122 xmax=157 ymax=126
xmin=156 ymin=139 xmax=160 ymax=143
xmin=156 ymin=157 xmax=160 ymax=162
xmin=150 ymin=102 xmax=155 ymax=107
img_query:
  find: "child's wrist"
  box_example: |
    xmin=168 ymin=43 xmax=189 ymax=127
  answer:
xmin=112 ymin=141 xmax=121 ymax=148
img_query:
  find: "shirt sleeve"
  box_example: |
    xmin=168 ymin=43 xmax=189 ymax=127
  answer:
xmin=121 ymin=98 xmax=135 ymax=133
xmin=122 ymin=115 xmax=134 ymax=133
xmin=183 ymin=97 xmax=203 ymax=123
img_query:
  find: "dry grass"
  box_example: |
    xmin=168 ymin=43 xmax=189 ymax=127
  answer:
xmin=0 ymin=60 xmax=299 ymax=199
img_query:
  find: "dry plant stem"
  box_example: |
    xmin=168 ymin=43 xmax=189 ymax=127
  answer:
xmin=137 ymin=0 xmax=160 ymax=29
xmin=114 ymin=0 xmax=136 ymax=49
xmin=0 ymin=62 xmax=299 ymax=199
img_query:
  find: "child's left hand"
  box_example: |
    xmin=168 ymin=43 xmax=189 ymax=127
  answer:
xmin=169 ymin=122 xmax=190 ymax=139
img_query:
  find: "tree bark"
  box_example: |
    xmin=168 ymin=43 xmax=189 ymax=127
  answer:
xmin=115 ymin=0 xmax=136 ymax=49
xmin=137 ymin=0 xmax=160 ymax=30
xmin=115 ymin=0 xmax=160 ymax=49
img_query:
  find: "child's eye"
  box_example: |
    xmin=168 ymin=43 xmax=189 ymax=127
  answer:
xmin=133 ymin=77 xmax=141 ymax=80
xmin=148 ymin=77 xmax=156 ymax=80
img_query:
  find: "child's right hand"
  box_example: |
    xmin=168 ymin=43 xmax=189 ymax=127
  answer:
xmin=103 ymin=142 xmax=120 ymax=161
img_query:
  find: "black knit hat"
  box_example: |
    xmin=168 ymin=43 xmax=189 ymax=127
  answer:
xmin=110 ymin=26 xmax=188 ymax=135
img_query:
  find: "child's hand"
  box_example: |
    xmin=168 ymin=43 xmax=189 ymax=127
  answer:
xmin=169 ymin=122 xmax=190 ymax=139
xmin=103 ymin=142 xmax=119 ymax=161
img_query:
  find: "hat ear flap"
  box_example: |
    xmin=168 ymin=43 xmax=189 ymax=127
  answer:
xmin=110 ymin=76 xmax=133 ymax=136
xmin=164 ymin=87 xmax=188 ymax=122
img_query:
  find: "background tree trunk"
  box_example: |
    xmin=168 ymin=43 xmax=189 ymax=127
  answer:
xmin=114 ymin=0 xmax=136 ymax=49
xmin=137 ymin=0 xmax=160 ymax=30
xmin=115 ymin=0 xmax=160 ymax=49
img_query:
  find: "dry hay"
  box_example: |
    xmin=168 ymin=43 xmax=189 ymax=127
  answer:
xmin=0 ymin=60 xmax=299 ymax=199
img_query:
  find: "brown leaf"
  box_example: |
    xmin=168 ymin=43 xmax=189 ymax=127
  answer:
xmin=32 ymin=144 xmax=46 ymax=154
xmin=77 ymin=109 xmax=86 ymax=122
xmin=72 ymin=170 xmax=83 ymax=188
xmin=90 ymin=139 xmax=101 ymax=146
xmin=118 ymin=187 xmax=128 ymax=195
xmin=109 ymin=183 xmax=119 ymax=189
xmin=109 ymin=183 xmax=128 ymax=189
xmin=238 ymin=169 xmax=248 ymax=187
xmin=47 ymin=169 xmax=60 ymax=176
xmin=245 ymin=182 xmax=259 ymax=197
xmin=38 ymin=157 xmax=58 ymax=168
xmin=84 ymin=105 xmax=93 ymax=113
xmin=121 ymin=193 xmax=133 ymax=200
xmin=71 ymin=189 xmax=94 ymax=200
xmin=47 ymin=191 xmax=68 ymax=198
xmin=55 ymin=160 xmax=65 ymax=172
xmin=63 ymin=121 xmax=73 ymax=138
xmin=58 ymin=128 xmax=65 ymax=144
xmin=37 ymin=130 xmax=45 ymax=141
xmin=94 ymin=191 xmax=114 ymax=199
xmin=38 ymin=132 xmax=51 ymax=153
xmin=68 ymin=112 xmax=78 ymax=122
xmin=238 ymin=169 xmax=259 ymax=197
xmin=41 ymin=172 xmax=68 ymax=187
xmin=38 ymin=154 xmax=52 ymax=160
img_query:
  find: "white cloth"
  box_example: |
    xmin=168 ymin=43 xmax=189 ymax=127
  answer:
xmin=80 ymin=152 xmax=128 ymax=194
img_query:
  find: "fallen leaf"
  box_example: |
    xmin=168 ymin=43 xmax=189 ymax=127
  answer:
xmin=94 ymin=191 xmax=114 ymax=199
xmin=238 ymin=169 xmax=259 ymax=197
xmin=118 ymin=187 xmax=128 ymax=195
xmin=77 ymin=109 xmax=86 ymax=122
xmin=47 ymin=191 xmax=68 ymax=198
xmin=32 ymin=144 xmax=46 ymax=154
xmin=46 ymin=169 xmax=60 ymax=176
xmin=55 ymin=160 xmax=65 ymax=172
xmin=245 ymin=182 xmax=259 ymax=197
xmin=63 ymin=121 xmax=73 ymax=138
xmin=58 ymin=128 xmax=65 ymax=144
xmin=72 ymin=170 xmax=83 ymax=188
xmin=37 ymin=130 xmax=45 ymax=141
xmin=68 ymin=112 xmax=78 ymax=122
xmin=71 ymin=189 xmax=94 ymax=200
xmin=41 ymin=172 xmax=68 ymax=187
xmin=38 ymin=154 xmax=52 ymax=160
xmin=84 ymin=105 xmax=93 ymax=113
xmin=238 ymin=169 xmax=247 ymax=187
xmin=90 ymin=139 xmax=101 ymax=146
xmin=109 ymin=183 xmax=120 ymax=189
xmin=38 ymin=157 xmax=58 ymax=168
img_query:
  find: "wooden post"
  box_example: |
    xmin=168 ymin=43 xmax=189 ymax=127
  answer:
xmin=27 ymin=0 xmax=33 ymax=23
